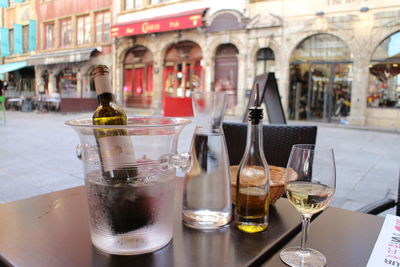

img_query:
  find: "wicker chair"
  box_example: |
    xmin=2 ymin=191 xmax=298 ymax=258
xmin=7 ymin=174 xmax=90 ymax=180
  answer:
xmin=222 ymin=122 xmax=318 ymax=168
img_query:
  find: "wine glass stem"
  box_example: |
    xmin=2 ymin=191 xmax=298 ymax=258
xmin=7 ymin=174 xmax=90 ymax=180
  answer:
xmin=300 ymin=215 xmax=311 ymax=254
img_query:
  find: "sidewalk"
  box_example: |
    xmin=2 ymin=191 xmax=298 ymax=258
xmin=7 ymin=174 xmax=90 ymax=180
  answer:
xmin=1 ymin=111 xmax=399 ymax=215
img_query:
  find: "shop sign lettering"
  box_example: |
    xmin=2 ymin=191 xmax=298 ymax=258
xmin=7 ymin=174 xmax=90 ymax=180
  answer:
xmin=110 ymin=12 xmax=204 ymax=38
xmin=141 ymin=22 xmax=161 ymax=33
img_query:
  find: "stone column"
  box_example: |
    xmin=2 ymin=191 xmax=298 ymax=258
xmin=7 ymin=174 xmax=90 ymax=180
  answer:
xmin=279 ymin=51 xmax=291 ymax=116
xmin=203 ymin=52 xmax=213 ymax=92
xmin=347 ymin=55 xmax=369 ymax=125
xmin=152 ymin=49 xmax=163 ymax=114
xmin=236 ymin=53 xmax=247 ymax=115
xmin=112 ymin=39 xmax=122 ymax=104
xmin=76 ymin=70 xmax=82 ymax=98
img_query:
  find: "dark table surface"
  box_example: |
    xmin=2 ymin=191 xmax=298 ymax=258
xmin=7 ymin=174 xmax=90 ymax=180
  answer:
xmin=0 ymin=179 xmax=303 ymax=267
xmin=264 ymin=207 xmax=385 ymax=267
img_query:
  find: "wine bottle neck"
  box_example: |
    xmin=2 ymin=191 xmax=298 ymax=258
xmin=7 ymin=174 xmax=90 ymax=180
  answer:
xmin=97 ymin=92 xmax=115 ymax=106
xmin=94 ymin=73 xmax=112 ymax=95
xmin=245 ymin=120 xmax=264 ymax=155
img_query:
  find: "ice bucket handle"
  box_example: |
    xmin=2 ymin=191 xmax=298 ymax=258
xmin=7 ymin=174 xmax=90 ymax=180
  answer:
xmin=159 ymin=153 xmax=192 ymax=173
xmin=76 ymin=144 xmax=192 ymax=173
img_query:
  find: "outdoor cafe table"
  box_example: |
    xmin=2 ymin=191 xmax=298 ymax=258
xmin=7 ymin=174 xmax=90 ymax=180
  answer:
xmin=264 ymin=207 xmax=385 ymax=266
xmin=0 ymin=178 xmax=303 ymax=267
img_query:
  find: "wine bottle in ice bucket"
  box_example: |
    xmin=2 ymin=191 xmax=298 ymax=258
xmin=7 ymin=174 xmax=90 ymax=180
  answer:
xmin=91 ymin=65 xmax=152 ymax=235
xmin=91 ymin=65 xmax=138 ymax=182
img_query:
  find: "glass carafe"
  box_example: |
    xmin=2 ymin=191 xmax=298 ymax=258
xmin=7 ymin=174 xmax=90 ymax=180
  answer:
xmin=182 ymin=91 xmax=232 ymax=230
xmin=66 ymin=117 xmax=191 ymax=255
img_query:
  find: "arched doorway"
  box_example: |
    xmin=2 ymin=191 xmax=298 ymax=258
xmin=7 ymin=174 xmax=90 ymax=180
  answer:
xmin=368 ymin=31 xmax=400 ymax=108
xmin=289 ymin=34 xmax=352 ymax=122
xmin=123 ymin=46 xmax=153 ymax=109
xmin=214 ymin=44 xmax=239 ymax=111
xmin=163 ymin=41 xmax=203 ymax=116
xmin=256 ymin=47 xmax=275 ymax=75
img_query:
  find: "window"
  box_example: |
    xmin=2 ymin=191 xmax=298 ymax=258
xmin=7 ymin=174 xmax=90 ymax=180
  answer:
xmin=77 ymin=15 xmax=91 ymax=45
xmin=44 ymin=23 xmax=54 ymax=49
xmin=8 ymin=0 xmax=27 ymax=6
xmin=150 ymin=0 xmax=171 ymax=4
xmin=368 ymin=31 xmax=400 ymax=108
xmin=9 ymin=29 xmax=14 ymax=55
xmin=125 ymin=0 xmax=142 ymax=10
xmin=95 ymin=11 xmax=110 ymax=43
xmin=289 ymin=34 xmax=352 ymax=121
xmin=256 ymin=48 xmax=275 ymax=75
xmin=60 ymin=19 xmax=72 ymax=47
xmin=23 ymin=25 xmax=29 ymax=53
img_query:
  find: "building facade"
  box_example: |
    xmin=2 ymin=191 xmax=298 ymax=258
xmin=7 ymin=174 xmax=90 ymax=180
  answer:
xmin=0 ymin=0 xmax=37 ymax=109
xmin=112 ymin=0 xmax=400 ymax=127
xmin=29 ymin=0 xmax=113 ymax=112
xmin=0 ymin=0 xmax=398 ymax=127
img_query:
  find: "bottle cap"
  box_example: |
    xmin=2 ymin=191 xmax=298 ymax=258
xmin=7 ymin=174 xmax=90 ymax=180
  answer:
xmin=92 ymin=65 xmax=112 ymax=95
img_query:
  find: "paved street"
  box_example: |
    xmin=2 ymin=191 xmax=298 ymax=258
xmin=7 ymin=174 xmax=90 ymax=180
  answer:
xmin=0 ymin=111 xmax=399 ymax=215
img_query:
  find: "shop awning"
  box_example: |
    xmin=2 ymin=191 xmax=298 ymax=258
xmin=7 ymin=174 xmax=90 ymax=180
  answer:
xmin=111 ymin=8 xmax=208 ymax=38
xmin=28 ymin=47 xmax=102 ymax=65
xmin=0 ymin=61 xmax=29 ymax=74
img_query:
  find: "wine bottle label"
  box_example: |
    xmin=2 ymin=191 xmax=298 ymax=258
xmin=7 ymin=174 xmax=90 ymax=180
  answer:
xmin=94 ymin=75 xmax=112 ymax=95
xmin=98 ymin=136 xmax=136 ymax=172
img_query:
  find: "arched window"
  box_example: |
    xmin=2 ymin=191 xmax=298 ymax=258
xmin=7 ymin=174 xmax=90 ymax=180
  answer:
xmin=256 ymin=48 xmax=275 ymax=75
xmin=368 ymin=32 xmax=400 ymax=108
xmin=289 ymin=34 xmax=352 ymax=123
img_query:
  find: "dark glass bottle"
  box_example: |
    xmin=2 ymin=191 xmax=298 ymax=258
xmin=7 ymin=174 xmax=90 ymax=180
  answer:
xmin=235 ymin=85 xmax=270 ymax=233
xmin=92 ymin=65 xmax=137 ymax=182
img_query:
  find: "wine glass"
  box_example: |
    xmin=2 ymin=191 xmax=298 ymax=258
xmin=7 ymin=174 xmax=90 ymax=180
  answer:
xmin=280 ymin=144 xmax=336 ymax=267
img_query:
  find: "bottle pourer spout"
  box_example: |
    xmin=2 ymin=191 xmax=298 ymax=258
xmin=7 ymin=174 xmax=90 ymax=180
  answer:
xmin=248 ymin=83 xmax=263 ymax=124
xmin=255 ymin=83 xmax=260 ymax=108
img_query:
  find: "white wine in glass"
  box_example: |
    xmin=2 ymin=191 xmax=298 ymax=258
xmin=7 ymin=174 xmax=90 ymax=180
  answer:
xmin=280 ymin=144 xmax=336 ymax=267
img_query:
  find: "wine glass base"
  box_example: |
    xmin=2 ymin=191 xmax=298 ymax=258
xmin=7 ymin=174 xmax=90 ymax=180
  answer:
xmin=280 ymin=247 xmax=326 ymax=267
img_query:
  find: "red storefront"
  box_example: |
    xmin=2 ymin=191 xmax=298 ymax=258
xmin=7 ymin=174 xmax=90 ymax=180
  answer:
xmin=163 ymin=41 xmax=203 ymax=117
xmin=111 ymin=8 xmax=207 ymax=116
xmin=123 ymin=46 xmax=153 ymax=109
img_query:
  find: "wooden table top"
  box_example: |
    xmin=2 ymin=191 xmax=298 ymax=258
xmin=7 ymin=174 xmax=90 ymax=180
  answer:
xmin=0 ymin=179 xmax=303 ymax=267
xmin=264 ymin=207 xmax=385 ymax=267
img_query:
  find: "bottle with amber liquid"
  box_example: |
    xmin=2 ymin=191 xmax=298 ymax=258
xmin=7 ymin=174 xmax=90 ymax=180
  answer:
xmin=235 ymin=84 xmax=270 ymax=233
xmin=92 ymin=65 xmax=137 ymax=182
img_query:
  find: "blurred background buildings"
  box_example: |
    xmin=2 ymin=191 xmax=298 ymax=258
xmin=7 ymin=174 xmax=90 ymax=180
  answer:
xmin=0 ymin=0 xmax=400 ymax=127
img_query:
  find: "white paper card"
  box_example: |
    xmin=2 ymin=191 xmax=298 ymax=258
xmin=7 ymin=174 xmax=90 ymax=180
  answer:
xmin=367 ymin=214 xmax=400 ymax=267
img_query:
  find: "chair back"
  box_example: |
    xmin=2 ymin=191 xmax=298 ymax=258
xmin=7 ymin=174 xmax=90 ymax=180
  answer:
xmin=223 ymin=122 xmax=317 ymax=167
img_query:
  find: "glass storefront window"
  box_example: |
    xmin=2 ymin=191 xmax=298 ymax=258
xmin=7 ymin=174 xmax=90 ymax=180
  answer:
xmin=123 ymin=46 xmax=154 ymax=108
xmin=214 ymin=43 xmax=239 ymax=112
xmin=57 ymin=69 xmax=78 ymax=98
xmin=82 ymin=76 xmax=96 ymax=98
xmin=289 ymin=34 xmax=352 ymax=122
xmin=368 ymin=31 xmax=400 ymax=108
